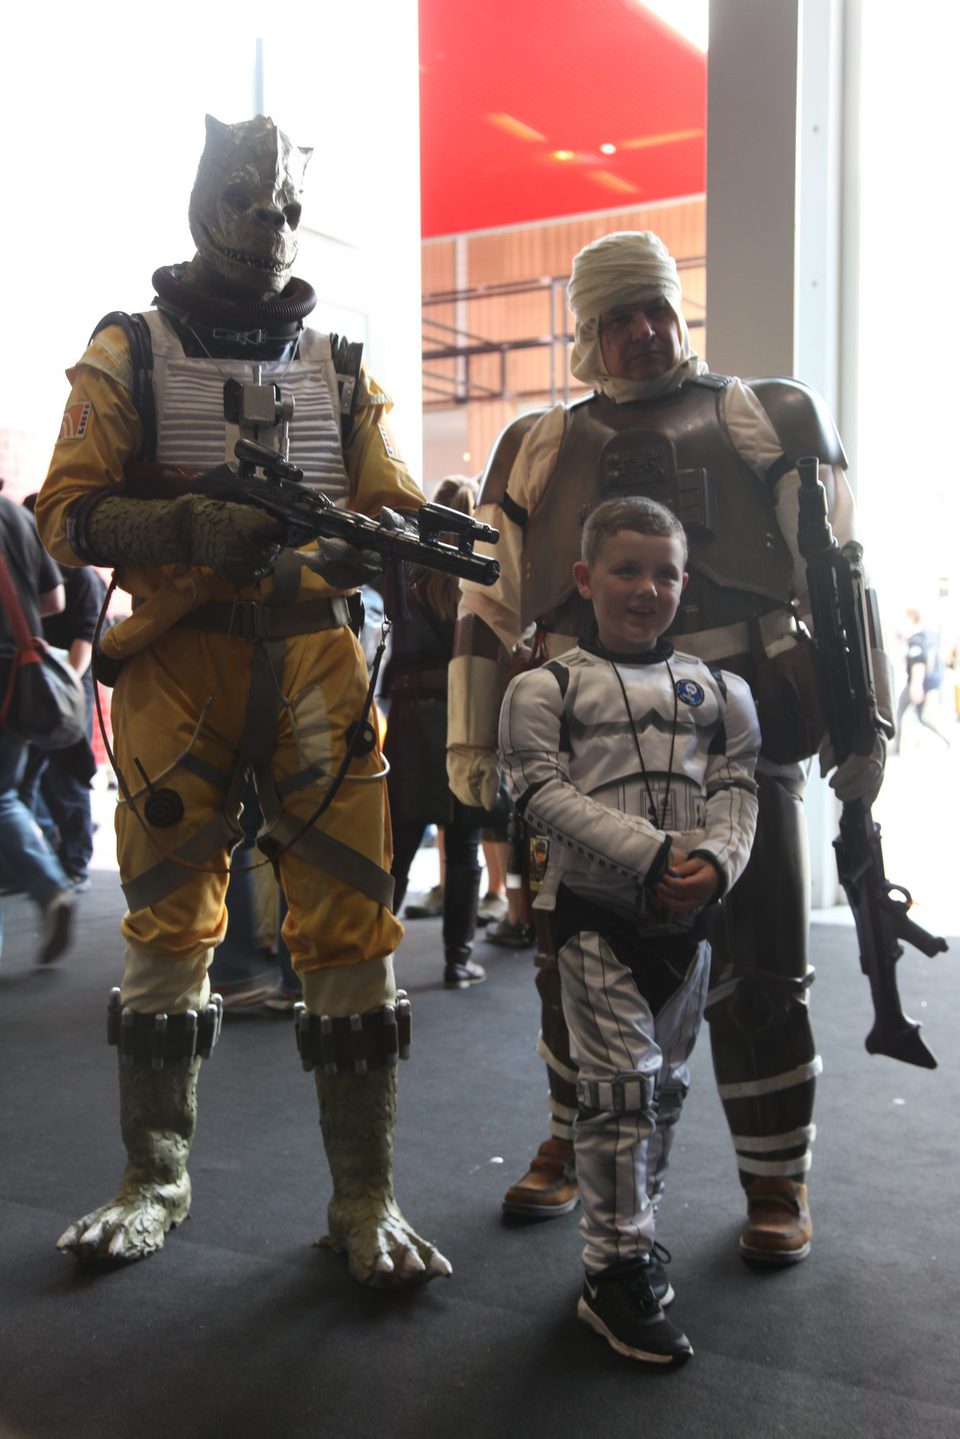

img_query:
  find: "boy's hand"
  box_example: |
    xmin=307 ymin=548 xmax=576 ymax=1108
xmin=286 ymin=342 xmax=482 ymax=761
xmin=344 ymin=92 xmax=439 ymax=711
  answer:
xmin=655 ymin=853 xmax=720 ymax=914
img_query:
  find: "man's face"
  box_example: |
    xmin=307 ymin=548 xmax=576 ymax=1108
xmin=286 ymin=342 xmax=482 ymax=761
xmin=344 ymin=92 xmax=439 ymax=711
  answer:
xmin=573 ymin=529 xmax=687 ymax=654
xmin=598 ymin=297 xmax=682 ymax=381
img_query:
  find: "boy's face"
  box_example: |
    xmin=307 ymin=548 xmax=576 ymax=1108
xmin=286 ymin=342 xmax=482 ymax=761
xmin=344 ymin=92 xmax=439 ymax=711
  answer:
xmin=573 ymin=529 xmax=688 ymax=654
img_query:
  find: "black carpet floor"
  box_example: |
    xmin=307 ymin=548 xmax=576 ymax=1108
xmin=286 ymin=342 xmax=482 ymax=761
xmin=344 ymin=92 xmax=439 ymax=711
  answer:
xmin=1 ymin=873 xmax=957 ymax=1439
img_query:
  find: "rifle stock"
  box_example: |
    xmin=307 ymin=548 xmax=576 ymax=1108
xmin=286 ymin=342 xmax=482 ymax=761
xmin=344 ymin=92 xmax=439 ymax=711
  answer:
xmin=797 ymin=456 xmax=947 ymax=1069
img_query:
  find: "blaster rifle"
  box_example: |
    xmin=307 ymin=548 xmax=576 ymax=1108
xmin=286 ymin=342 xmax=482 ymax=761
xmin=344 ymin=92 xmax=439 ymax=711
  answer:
xmin=201 ymin=439 xmax=499 ymax=587
xmin=127 ymin=363 xmax=499 ymax=587
xmin=797 ymin=455 xmax=946 ymax=1069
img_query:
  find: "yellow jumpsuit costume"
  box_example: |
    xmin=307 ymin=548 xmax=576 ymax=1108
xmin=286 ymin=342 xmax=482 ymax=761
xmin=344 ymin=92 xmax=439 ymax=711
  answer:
xmin=39 ymin=298 xmax=451 ymax=1286
xmin=38 ymin=321 xmax=420 ymax=1016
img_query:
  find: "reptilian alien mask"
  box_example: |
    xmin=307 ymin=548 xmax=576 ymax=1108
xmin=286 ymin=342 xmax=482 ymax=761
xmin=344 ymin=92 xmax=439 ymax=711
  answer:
xmin=186 ymin=114 xmax=312 ymax=300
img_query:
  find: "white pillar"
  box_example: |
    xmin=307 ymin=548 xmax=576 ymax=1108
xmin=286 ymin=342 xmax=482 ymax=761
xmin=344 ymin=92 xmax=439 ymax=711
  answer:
xmin=707 ymin=0 xmax=854 ymax=907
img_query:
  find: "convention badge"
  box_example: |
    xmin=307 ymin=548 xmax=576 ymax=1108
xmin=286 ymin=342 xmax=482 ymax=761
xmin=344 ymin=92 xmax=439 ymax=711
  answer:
xmin=528 ymin=835 xmax=550 ymax=893
xmin=59 ymin=401 xmax=92 ymax=441
xmin=675 ymin=677 xmax=705 ymax=707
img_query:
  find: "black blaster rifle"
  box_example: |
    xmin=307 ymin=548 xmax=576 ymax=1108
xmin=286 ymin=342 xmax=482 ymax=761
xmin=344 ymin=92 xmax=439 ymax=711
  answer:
xmin=198 ymin=439 xmax=500 ymax=587
xmin=796 ymin=455 xmax=946 ymax=1069
xmin=128 ymin=375 xmax=500 ymax=588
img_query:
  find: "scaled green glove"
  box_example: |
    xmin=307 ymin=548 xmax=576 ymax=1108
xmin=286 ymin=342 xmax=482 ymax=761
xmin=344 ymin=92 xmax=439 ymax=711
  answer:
xmin=84 ymin=493 xmax=284 ymax=585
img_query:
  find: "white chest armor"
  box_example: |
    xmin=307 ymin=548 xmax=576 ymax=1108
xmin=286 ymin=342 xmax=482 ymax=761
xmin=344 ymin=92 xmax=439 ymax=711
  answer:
xmin=142 ymin=310 xmax=350 ymax=504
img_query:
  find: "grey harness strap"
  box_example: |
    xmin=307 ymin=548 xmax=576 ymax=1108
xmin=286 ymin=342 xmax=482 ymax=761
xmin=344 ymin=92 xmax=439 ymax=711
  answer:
xmin=122 ymin=551 xmax=392 ymax=913
xmin=121 ymin=764 xmax=247 ymax=911
xmin=256 ymin=808 xmax=395 ymax=910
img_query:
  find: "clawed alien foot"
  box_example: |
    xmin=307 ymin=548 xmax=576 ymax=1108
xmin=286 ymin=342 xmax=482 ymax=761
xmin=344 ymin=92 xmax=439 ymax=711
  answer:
xmin=57 ymin=1178 xmax=191 ymax=1264
xmin=318 ymin=1198 xmax=452 ymax=1288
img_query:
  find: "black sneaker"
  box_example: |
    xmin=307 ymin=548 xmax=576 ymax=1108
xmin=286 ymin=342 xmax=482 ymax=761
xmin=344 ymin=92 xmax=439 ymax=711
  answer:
xmin=577 ymin=1260 xmax=692 ymax=1366
xmin=483 ymin=917 xmax=535 ymax=949
xmin=648 ymin=1241 xmax=675 ymax=1307
xmin=443 ymin=957 xmax=487 ymax=988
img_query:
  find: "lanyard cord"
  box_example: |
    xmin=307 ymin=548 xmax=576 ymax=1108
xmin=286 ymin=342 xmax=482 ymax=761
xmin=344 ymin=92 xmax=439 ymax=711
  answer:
xmin=609 ymin=656 xmax=678 ymax=831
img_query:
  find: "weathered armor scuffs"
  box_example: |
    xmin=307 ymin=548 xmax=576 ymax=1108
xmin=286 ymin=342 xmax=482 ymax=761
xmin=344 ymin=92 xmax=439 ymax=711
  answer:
xmin=522 ymin=379 xmax=794 ymax=633
xmin=143 ymin=311 xmax=350 ymax=504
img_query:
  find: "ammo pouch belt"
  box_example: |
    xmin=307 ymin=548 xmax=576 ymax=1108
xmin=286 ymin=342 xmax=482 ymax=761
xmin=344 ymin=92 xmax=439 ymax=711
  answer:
xmin=107 ymin=987 xmax=224 ymax=1068
xmin=294 ymin=992 xmax=412 ymax=1074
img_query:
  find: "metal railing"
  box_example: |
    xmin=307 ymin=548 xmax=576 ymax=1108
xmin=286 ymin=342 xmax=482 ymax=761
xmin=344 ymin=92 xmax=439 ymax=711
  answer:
xmin=422 ymin=261 xmax=705 ymax=409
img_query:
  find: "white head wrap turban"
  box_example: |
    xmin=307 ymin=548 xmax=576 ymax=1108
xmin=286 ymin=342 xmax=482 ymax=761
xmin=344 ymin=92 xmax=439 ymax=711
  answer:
xmin=568 ymin=231 xmax=705 ymax=402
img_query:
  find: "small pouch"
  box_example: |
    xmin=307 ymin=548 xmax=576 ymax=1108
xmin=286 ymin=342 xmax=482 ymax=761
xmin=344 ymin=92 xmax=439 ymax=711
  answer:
xmin=748 ymin=613 xmax=826 ymax=764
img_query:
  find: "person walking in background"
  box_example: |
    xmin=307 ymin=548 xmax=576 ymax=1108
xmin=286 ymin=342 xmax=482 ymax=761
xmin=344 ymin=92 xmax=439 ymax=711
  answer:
xmin=19 ymin=493 xmax=104 ymax=891
xmin=383 ymin=477 xmax=494 ymax=987
xmin=0 ymin=486 xmax=76 ymax=964
xmin=894 ymin=607 xmax=949 ymax=751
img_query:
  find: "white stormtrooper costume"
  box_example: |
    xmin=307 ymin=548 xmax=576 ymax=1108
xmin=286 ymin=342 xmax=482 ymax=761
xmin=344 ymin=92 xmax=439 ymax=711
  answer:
xmin=499 ymin=636 xmax=759 ymax=1272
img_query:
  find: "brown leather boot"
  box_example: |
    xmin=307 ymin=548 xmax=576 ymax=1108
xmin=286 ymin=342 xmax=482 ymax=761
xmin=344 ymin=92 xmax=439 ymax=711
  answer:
xmin=502 ymin=1138 xmax=579 ymax=1217
xmin=739 ymin=1177 xmax=812 ymax=1264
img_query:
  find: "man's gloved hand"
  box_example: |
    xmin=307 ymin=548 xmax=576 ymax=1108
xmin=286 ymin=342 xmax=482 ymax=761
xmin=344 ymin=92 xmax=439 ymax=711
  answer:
xmin=447 ymin=742 xmax=502 ymax=811
xmin=311 ymin=539 xmax=383 ymax=590
xmin=82 ymin=492 xmax=283 ymax=585
xmin=306 ymin=506 xmax=413 ymax=589
xmin=187 ymin=496 xmax=284 ymax=584
xmin=820 ymin=736 xmax=886 ymax=805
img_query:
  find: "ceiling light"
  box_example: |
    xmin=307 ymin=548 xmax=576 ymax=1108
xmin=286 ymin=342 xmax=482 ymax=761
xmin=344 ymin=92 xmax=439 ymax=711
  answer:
xmin=620 ymin=128 xmax=704 ymax=151
xmin=599 ymin=143 xmax=617 ymax=155
xmin=590 ymin=170 xmax=638 ymax=194
xmin=553 ymin=149 xmax=575 ymax=162
xmin=487 ymin=113 xmax=546 ymax=142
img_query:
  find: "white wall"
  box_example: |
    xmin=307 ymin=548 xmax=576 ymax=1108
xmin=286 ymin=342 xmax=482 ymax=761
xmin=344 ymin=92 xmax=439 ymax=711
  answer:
xmin=0 ymin=2 xmax=422 ymax=478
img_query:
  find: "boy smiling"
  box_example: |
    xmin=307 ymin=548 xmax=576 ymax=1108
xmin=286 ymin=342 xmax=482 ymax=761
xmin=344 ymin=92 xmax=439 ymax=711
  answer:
xmin=498 ymin=496 xmax=760 ymax=1365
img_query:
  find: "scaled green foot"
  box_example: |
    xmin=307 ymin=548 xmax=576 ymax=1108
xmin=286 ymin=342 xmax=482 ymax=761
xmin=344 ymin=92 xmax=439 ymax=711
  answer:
xmin=57 ymin=1174 xmax=191 ymax=1262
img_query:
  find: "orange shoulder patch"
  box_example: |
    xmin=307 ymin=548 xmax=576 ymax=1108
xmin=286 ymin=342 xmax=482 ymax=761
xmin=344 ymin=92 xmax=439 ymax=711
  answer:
xmin=59 ymin=401 xmax=92 ymax=441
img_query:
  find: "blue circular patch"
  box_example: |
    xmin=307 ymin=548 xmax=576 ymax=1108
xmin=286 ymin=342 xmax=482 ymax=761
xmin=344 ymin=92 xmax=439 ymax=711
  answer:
xmin=676 ymin=678 xmax=705 ymax=707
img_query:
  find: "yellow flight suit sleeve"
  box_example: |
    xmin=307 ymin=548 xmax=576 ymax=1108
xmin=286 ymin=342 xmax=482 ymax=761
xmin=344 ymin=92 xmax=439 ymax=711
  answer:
xmin=36 ymin=327 xmax=143 ymax=569
xmin=343 ymin=370 xmax=425 ymax=518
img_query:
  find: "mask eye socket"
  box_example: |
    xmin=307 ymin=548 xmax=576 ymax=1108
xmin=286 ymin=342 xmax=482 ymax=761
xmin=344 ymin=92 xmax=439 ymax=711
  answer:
xmin=283 ymin=202 xmax=302 ymax=231
xmin=224 ymin=182 xmax=252 ymax=214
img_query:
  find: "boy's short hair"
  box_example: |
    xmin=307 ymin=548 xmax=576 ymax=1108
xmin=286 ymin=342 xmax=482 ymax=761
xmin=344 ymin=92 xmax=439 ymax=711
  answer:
xmin=580 ymin=495 xmax=688 ymax=565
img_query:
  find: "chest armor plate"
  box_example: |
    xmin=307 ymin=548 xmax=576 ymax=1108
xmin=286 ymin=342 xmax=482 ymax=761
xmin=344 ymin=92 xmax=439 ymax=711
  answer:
xmin=143 ymin=311 xmax=350 ymax=503
xmin=521 ymin=380 xmax=793 ymax=637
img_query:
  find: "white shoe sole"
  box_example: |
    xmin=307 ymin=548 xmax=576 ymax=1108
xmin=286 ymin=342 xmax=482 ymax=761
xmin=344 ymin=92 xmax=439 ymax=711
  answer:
xmin=577 ymin=1297 xmax=692 ymax=1365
